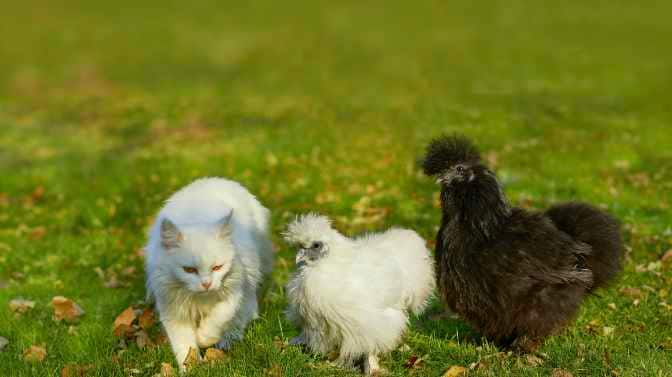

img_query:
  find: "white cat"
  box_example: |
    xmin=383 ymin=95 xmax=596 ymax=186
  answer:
xmin=144 ymin=177 xmax=273 ymax=370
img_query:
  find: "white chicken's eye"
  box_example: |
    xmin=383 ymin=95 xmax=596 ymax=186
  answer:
xmin=311 ymin=241 xmax=323 ymax=250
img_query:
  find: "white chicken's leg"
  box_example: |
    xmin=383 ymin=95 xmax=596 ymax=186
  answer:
xmin=363 ymin=354 xmax=382 ymax=375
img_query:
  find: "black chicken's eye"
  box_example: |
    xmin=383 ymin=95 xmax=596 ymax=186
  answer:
xmin=311 ymin=241 xmax=323 ymax=250
xmin=455 ymin=165 xmax=465 ymax=174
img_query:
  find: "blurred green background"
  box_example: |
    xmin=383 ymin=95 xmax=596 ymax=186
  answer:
xmin=1 ymin=1 xmax=671 ymax=376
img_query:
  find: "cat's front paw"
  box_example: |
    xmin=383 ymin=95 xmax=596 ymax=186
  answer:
xmin=196 ymin=327 xmax=221 ymax=349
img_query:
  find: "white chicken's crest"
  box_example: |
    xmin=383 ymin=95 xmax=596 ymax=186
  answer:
xmin=283 ymin=213 xmax=335 ymax=245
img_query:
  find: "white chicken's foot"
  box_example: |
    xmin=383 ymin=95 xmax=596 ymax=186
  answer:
xmin=363 ymin=354 xmax=384 ymax=375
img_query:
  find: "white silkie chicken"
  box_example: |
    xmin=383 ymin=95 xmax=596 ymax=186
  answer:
xmin=283 ymin=214 xmax=435 ymax=375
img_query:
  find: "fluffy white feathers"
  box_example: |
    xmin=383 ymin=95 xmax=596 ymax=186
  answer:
xmin=284 ymin=214 xmax=435 ymax=374
xmin=145 ymin=177 xmax=273 ymax=370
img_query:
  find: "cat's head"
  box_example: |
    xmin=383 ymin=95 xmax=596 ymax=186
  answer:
xmin=159 ymin=211 xmax=236 ymax=293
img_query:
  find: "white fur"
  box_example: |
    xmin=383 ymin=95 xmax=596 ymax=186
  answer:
xmin=145 ymin=177 xmax=273 ymax=370
xmin=284 ymin=214 xmax=435 ymax=374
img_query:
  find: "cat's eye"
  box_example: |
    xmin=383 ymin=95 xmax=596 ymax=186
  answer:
xmin=183 ymin=267 xmax=198 ymax=274
xmin=212 ymin=265 xmax=223 ymax=271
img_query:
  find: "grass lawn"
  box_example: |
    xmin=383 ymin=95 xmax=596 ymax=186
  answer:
xmin=1 ymin=0 xmax=671 ymax=376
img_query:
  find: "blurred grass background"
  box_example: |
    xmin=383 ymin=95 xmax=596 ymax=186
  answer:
xmin=0 ymin=0 xmax=671 ymax=376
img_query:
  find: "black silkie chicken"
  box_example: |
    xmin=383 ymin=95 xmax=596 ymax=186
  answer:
xmin=422 ymin=135 xmax=623 ymax=352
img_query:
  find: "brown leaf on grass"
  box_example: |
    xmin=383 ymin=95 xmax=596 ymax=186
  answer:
xmin=204 ymin=347 xmax=227 ymax=362
xmin=23 ymin=345 xmax=47 ymax=362
xmin=469 ymin=360 xmax=488 ymax=370
xmin=9 ymin=298 xmax=36 ymax=313
xmin=52 ymin=296 xmax=85 ymax=322
xmin=159 ymin=362 xmax=175 ymax=377
xmin=29 ymin=226 xmax=47 ymax=240
xmin=0 ymin=193 xmax=9 ymax=207
xmin=404 ymin=354 xmax=426 ymax=369
xmin=138 ymin=308 xmax=156 ymax=330
xmin=619 ymin=287 xmax=643 ymax=299
xmin=61 ymin=363 xmax=93 ymax=377
xmin=662 ymin=249 xmax=672 ymax=266
xmin=113 ymin=306 xmax=137 ymax=337
xmin=183 ymin=347 xmax=199 ymax=371
xmin=551 ymin=368 xmax=574 ymax=377
xmin=32 ymin=186 xmax=45 ymax=201
xmin=0 ymin=336 xmax=8 ymax=352
xmin=442 ymin=365 xmax=467 ymax=377
xmin=525 ymin=354 xmax=544 ymax=366
xmin=264 ymin=364 xmax=283 ymax=377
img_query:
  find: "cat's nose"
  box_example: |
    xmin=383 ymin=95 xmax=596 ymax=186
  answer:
xmin=201 ymin=281 xmax=212 ymax=290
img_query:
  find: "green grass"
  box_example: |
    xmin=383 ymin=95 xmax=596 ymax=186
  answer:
xmin=1 ymin=0 xmax=671 ymax=375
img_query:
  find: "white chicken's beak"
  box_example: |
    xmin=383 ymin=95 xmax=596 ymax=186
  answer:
xmin=295 ymin=249 xmax=308 ymax=268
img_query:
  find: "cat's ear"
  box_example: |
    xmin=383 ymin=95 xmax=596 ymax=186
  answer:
xmin=216 ymin=210 xmax=234 ymax=240
xmin=160 ymin=218 xmax=183 ymax=250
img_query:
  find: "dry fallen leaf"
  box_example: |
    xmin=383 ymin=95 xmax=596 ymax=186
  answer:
xmin=61 ymin=363 xmax=92 ymax=377
xmin=32 ymin=186 xmax=45 ymax=200
xmin=29 ymin=226 xmax=47 ymax=240
xmin=113 ymin=306 xmax=137 ymax=337
xmin=551 ymin=368 xmax=574 ymax=377
xmin=0 ymin=336 xmax=8 ymax=352
xmin=183 ymin=347 xmax=199 ymax=370
xmin=52 ymin=296 xmax=85 ymax=322
xmin=525 ymin=354 xmax=544 ymax=366
xmin=404 ymin=354 xmax=427 ymax=369
xmin=662 ymin=249 xmax=672 ymax=265
xmin=264 ymin=363 xmax=283 ymax=377
xmin=619 ymin=287 xmax=643 ymax=299
xmin=138 ymin=308 xmax=155 ymax=330
xmin=469 ymin=360 xmax=488 ymax=370
xmin=23 ymin=345 xmax=47 ymax=362
xmin=9 ymin=298 xmax=36 ymax=313
xmin=204 ymin=347 xmax=227 ymax=362
xmin=442 ymin=365 xmax=467 ymax=377
xmin=159 ymin=362 xmax=175 ymax=377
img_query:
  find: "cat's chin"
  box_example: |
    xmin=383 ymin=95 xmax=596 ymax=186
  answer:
xmin=192 ymin=288 xmax=218 ymax=295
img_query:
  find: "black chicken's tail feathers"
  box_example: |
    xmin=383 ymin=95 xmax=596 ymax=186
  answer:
xmin=421 ymin=134 xmax=481 ymax=176
xmin=545 ymin=202 xmax=624 ymax=291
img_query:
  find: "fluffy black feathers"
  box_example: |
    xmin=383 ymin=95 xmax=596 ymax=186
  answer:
xmin=423 ymin=134 xmax=624 ymax=352
xmin=421 ymin=134 xmax=481 ymax=176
